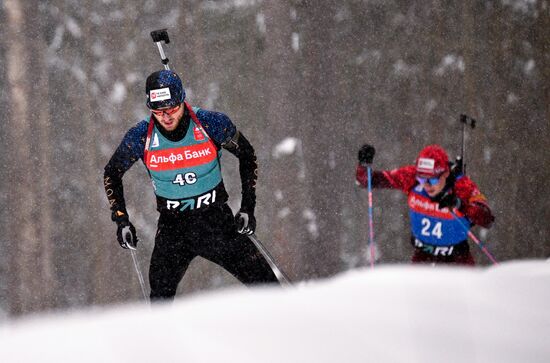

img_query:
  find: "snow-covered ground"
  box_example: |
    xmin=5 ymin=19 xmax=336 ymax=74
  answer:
xmin=1 ymin=260 xmax=549 ymax=363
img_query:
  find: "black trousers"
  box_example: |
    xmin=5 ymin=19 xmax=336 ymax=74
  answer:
xmin=149 ymin=204 xmax=279 ymax=301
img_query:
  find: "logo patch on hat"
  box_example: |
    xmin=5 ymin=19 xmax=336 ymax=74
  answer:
xmin=149 ymin=87 xmax=171 ymax=102
xmin=417 ymin=157 xmax=435 ymax=174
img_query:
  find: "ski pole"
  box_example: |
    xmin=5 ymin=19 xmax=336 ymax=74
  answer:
xmin=450 ymin=211 xmax=499 ymax=265
xmin=248 ymin=234 xmax=292 ymax=286
xmin=366 ymin=165 xmax=376 ymax=268
xmin=150 ymin=28 xmax=171 ymax=70
xmin=455 ymin=115 xmax=497 ymax=264
xmin=459 ymin=114 xmax=476 ymax=175
xmin=128 ymin=246 xmax=149 ymax=302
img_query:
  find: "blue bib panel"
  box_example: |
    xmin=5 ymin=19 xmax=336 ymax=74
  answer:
xmin=408 ymin=185 xmax=471 ymax=246
xmin=145 ymin=114 xmax=222 ymax=200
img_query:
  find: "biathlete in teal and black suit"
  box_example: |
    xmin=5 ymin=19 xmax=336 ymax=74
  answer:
xmin=104 ymin=70 xmax=279 ymax=301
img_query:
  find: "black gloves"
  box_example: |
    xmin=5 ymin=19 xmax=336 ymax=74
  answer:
xmin=358 ymin=144 xmax=376 ymax=165
xmin=438 ymin=193 xmax=462 ymax=211
xmin=113 ymin=211 xmax=138 ymax=249
xmin=235 ymin=210 xmax=256 ymax=235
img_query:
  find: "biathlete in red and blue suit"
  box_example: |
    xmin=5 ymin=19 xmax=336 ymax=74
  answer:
xmin=104 ymin=70 xmax=279 ymax=301
xmin=356 ymin=144 xmax=494 ymax=265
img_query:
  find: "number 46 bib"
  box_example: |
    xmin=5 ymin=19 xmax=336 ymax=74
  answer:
xmin=144 ymin=114 xmax=222 ymax=200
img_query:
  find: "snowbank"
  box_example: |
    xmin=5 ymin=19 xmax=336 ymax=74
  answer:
xmin=1 ymin=260 xmax=549 ymax=363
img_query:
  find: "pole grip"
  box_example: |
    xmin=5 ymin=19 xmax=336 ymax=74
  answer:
xmin=151 ymin=29 xmax=170 ymax=43
xmin=460 ymin=114 xmax=477 ymax=129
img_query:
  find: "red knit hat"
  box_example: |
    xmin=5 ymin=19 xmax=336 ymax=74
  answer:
xmin=415 ymin=145 xmax=449 ymax=177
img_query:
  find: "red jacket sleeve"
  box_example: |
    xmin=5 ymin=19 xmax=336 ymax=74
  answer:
xmin=454 ymin=176 xmax=494 ymax=228
xmin=356 ymin=164 xmax=417 ymax=194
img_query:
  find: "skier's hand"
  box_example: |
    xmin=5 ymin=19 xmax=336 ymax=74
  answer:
xmin=113 ymin=212 xmax=138 ymax=249
xmin=235 ymin=210 xmax=256 ymax=235
xmin=358 ymin=144 xmax=375 ymax=165
xmin=438 ymin=193 xmax=462 ymax=211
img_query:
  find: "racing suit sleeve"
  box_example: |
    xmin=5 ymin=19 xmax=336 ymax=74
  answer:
xmin=454 ymin=176 xmax=495 ymax=228
xmin=223 ymin=130 xmax=258 ymax=214
xmin=193 ymin=108 xmax=257 ymax=214
xmin=103 ymin=122 xmax=147 ymax=220
xmin=356 ymin=164 xmax=418 ymax=193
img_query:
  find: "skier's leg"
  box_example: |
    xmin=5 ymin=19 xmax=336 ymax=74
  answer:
xmin=411 ymin=249 xmax=434 ymax=264
xmin=204 ymin=231 xmax=279 ymax=285
xmin=411 ymin=242 xmax=475 ymax=266
xmin=451 ymin=251 xmax=476 ymax=266
xmin=149 ymin=218 xmax=195 ymax=301
xmin=449 ymin=242 xmax=476 ymax=266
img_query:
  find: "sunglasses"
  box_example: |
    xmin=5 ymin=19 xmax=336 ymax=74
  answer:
xmin=151 ymin=104 xmax=181 ymax=116
xmin=416 ymin=175 xmax=442 ymax=186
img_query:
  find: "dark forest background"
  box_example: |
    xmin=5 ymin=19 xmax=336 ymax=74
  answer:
xmin=1 ymin=0 xmax=548 ymax=317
